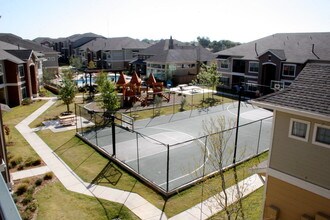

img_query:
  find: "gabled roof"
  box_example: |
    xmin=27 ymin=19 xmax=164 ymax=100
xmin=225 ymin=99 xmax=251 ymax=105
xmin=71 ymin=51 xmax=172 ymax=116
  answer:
xmin=139 ymin=39 xmax=188 ymax=56
xmin=0 ymin=33 xmax=56 ymax=53
xmin=0 ymin=40 xmax=22 ymax=50
xmin=5 ymin=50 xmax=33 ymax=61
xmin=0 ymin=49 xmax=24 ymax=64
xmin=216 ymin=32 xmax=330 ymax=63
xmin=146 ymin=45 xmax=215 ymax=63
xmin=79 ymin=37 xmax=150 ymax=51
xmin=258 ymin=49 xmax=286 ymax=60
xmin=253 ymin=62 xmax=330 ymax=120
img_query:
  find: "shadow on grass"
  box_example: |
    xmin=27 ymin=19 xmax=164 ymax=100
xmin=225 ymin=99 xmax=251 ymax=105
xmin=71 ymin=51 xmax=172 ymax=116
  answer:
xmin=91 ymin=162 xmax=122 ymax=186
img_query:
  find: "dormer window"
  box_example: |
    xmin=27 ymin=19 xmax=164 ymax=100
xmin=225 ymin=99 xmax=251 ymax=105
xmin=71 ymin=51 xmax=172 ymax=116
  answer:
xmin=282 ymin=64 xmax=296 ymax=77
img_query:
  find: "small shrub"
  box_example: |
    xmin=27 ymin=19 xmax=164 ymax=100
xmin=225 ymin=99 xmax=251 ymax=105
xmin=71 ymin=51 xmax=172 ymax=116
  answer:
xmin=15 ymin=183 xmax=28 ymax=196
xmin=35 ymin=178 xmax=43 ymax=186
xmin=21 ymin=194 xmax=33 ymax=205
xmin=17 ymin=164 xmax=24 ymax=171
xmin=26 ymin=186 xmax=35 ymax=195
xmin=43 ymin=172 xmax=53 ymax=180
xmin=12 ymin=193 xmax=18 ymax=203
xmin=24 ymin=157 xmax=41 ymax=167
xmin=10 ymin=156 xmax=23 ymax=168
xmin=21 ymin=210 xmax=32 ymax=220
xmin=31 ymin=158 xmax=41 ymax=166
xmin=25 ymin=201 xmax=37 ymax=213
xmin=22 ymin=179 xmax=31 ymax=184
xmin=22 ymin=98 xmax=33 ymax=105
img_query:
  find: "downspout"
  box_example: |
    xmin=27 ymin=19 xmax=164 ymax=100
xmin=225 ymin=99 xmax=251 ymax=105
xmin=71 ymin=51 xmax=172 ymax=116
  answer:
xmin=255 ymin=43 xmax=258 ymax=56
xmin=312 ymin=44 xmax=320 ymax=59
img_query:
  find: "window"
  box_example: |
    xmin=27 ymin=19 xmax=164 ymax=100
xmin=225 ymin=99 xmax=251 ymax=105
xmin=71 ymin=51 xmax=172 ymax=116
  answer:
xmin=18 ymin=65 xmax=25 ymax=78
xmin=282 ymin=64 xmax=296 ymax=77
xmin=249 ymin=61 xmax=259 ymax=73
xmin=219 ymin=59 xmax=229 ymax=69
xmin=289 ymin=118 xmax=310 ymax=142
xmin=21 ymin=82 xmax=27 ymax=99
xmin=312 ymin=124 xmax=330 ymax=148
xmin=220 ymin=77 xmax=230 ymax=87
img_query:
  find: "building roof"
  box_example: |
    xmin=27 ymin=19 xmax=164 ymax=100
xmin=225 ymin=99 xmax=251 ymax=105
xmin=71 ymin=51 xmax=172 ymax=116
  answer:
xmin=216 ymin=32 xmax=330 ymax=63
xmin=146 ymin=45 xmax=215 ymax=63
xmin=5 ymin=50 xmax=33 ymax=61
xmin=139 ymin=39 xmax=188 ymax=56
xmin=79 ymin=37 xmax=150 ymax=51
xmin=0 ymin=49 xmax=24 ymax=64
xmin=253 ymin=62 xmax=330 ymax=120
xmin=0 ymin=33 xmax=56 ymax=53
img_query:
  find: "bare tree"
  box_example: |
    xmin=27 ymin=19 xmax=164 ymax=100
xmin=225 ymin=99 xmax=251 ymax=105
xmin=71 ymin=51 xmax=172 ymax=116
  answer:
xmin=201 ymin=116 xmax=247 ymax=219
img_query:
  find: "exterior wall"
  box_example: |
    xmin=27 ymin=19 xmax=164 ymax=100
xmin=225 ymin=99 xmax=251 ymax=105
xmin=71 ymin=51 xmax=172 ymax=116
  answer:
xmin=258 ymin=51 xmax=282 ymax=83
xmin=264 ymin=176 xmax=330 ymax=219
xmin=270 ymin=111 xmax=330 ymax=189
xmin=4 ymin=61 xmax=18 ymax=84
xmin=43 ymin=53 xmax=59 ymax=69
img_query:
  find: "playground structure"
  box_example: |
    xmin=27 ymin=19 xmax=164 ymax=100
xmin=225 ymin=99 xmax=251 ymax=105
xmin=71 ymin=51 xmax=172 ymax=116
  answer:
xmin=116 ymin=72 xmax=170 ymax=107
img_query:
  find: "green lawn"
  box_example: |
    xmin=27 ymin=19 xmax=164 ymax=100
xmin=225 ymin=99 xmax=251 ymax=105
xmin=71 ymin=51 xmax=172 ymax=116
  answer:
xmin=2 ymin=100 xmax=47 ymax=167
xmin=208 ymin=187 xmax=265 ymax=219
xmin=35 ymin=180 xmax=140 ymax=220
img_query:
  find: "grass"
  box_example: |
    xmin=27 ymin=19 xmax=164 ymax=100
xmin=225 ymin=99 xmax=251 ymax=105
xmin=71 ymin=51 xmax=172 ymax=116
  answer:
xmin=2 ymin=100 xmax=47 ymax=167
xmin=37 ymin=128 xmax=268 ymax=218
xmin=34 ymin=180 xmax=140 ymax=220
xmin=209 ymin=186 xmax=265 ymax=219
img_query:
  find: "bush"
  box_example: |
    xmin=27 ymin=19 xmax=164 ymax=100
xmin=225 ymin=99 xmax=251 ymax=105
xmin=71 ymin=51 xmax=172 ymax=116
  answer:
xmin=26 ymin=186 xmax=35 ymax=195
xmin=24 ymin=157 xmax=41 ymax=167
xmin=12 ymin=193 xmax=18 ymax=203
xmin=17 ymin=164 xmax=24 ymax=171
xmin=22 ymin=98 xmax=33 ymax=105
xmin=15 ymin=183 xmax=28 ymax=196
xmin=21 ymin=210 xmax=32 ymax=220
xmin=9 ymin=156 xmax=23 ymax=168
xmin=43 ymin=172 xmax=53 ymax=180
xmin=22 ymin=194 xmax=33 ymax=205
xmin=25 ymin=201 xmax=37 ymax=212
xmin=35 ymin=178 xmax=43 ymax=186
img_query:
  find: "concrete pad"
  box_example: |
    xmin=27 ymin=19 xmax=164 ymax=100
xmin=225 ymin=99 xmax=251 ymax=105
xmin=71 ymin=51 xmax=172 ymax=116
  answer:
xmin=11 ymin=166 xmax=51 ymax=180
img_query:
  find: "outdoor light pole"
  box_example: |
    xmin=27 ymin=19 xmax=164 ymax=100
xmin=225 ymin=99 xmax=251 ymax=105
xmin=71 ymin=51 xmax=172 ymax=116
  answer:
xmin=233 ymin=86 xmax=244 ymax=164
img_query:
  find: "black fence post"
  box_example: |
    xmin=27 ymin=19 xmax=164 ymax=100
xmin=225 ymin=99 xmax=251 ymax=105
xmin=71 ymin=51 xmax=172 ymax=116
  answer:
xmin=233 ymin=86 xmax=244 ymax=164
xmin=166 ymin=144 xmax=170 ymax=193
xmin=111 ymin=115 xmax=116 ymax=157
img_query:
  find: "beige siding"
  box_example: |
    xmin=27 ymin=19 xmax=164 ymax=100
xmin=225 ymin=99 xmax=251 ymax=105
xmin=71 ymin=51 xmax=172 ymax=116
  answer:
xmin=264 ymin=176 xmax=330 ymax=220
xmin=269 ymin=111 xmax=330 ymax=189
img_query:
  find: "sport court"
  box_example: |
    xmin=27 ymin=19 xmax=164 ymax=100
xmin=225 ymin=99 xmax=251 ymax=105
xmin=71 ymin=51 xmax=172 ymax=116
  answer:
xmin=77 ymin=101 xmax=272 ymax=194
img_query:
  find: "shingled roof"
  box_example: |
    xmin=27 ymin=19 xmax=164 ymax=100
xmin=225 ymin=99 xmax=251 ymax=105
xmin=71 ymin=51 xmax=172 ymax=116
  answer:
xmin=216 ymin=32 xmax=330 ymax=63
xmin=253 ymin=62 xmax=330 ymax=120
xmin=5 ymin=50 xmax=33 ymax=60
xmin=79 ymin=37 xmax=149 ymax=51
xmin=0 ymin=33 xmax=56 ymax=53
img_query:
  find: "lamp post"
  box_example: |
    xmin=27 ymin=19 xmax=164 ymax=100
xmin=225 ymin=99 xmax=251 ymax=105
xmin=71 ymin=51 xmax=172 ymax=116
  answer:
xmin=233 ymin=86 xmax=244 ymax=164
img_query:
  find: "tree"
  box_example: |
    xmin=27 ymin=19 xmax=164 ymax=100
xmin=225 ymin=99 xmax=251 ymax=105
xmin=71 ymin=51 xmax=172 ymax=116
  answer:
xmin=88 ymin=60 xmax=96 ymax=69
xmin=96 ymin=72 xmax=119 ymax=115
xmin=58 ymin=70 xmax=76 ymax=113
xmin=201 ymin=116 xmax=247 ymax=219
xmin=197 ymin=36 xmax=211 ymax=48
xmin=69 ymin=56 xmax=82 ymax=69
xmin=194 ymin=63 xmax=221 ymax=100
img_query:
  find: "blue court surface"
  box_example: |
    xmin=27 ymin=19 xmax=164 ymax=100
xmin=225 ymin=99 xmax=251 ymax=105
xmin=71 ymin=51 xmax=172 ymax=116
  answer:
xmin=79 ymin=101 xmax=272 ymax=192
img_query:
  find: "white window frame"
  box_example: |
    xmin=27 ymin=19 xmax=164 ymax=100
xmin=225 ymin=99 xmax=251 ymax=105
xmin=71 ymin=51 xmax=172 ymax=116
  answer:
xmin=219 ymin=59 xmax=229 ymax=69
xmin=282 ymin=64 xmax=296 ymax=77
xmin=18 ymin=64 xmax=25 ymax=78
xmin=288 ymin=118 xmax=310 ymax=142
xmin=312 ymin=123 xmax=330 ymax=148
xmin=248 ymin=61 xmax=259 ymax=73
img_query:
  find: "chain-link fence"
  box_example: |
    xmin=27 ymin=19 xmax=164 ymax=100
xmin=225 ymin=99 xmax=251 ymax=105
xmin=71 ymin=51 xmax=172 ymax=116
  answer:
xmin=75 ymin=103 xmax=272 ymax=196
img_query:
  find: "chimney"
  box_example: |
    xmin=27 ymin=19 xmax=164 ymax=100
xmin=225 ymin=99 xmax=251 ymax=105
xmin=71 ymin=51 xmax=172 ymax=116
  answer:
xmin=169 ymin=36 xmax=174 ymax=49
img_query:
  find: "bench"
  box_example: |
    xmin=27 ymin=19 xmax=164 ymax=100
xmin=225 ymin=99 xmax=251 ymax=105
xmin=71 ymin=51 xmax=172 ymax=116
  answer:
xmin=58 ymin=114 xmax=76 ymax=126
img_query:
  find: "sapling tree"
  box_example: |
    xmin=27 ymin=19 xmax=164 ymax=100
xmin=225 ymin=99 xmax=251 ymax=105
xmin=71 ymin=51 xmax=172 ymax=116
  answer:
xmin=58 ymin=70 xmax=76 ymax=113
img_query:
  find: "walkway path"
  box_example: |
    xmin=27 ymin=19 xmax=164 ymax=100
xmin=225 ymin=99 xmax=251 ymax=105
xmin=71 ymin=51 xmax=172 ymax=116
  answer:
xmin=14 ymin=99 xmax=264 ymax=220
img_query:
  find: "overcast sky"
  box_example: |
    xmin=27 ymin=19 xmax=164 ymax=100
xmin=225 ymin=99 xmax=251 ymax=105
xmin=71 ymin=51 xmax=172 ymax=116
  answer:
xmin=0 ymin=0 xmax=329 ymax=43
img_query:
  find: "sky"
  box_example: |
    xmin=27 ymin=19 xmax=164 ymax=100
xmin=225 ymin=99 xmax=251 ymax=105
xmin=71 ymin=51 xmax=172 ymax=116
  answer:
xmin=0 ymin=0 xmax=329 ymax=43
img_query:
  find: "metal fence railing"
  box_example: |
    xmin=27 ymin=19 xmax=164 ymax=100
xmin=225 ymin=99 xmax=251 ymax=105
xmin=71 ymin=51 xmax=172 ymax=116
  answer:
xmin=75 ymin=103 xmax=272 ymax=196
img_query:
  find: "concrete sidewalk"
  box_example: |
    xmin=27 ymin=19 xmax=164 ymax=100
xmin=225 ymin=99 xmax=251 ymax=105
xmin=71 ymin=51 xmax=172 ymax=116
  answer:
xmin=14 ymin=99 xmax=264 ymax=220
